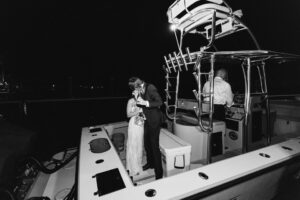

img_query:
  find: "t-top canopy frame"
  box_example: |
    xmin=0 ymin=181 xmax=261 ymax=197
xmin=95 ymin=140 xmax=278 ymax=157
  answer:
xmin=163 ymin=0 xmax=300 ymax=164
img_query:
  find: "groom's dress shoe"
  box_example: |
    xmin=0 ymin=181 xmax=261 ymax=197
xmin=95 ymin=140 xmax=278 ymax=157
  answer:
xmin=143 ymin=163 xmax=153 ymax=171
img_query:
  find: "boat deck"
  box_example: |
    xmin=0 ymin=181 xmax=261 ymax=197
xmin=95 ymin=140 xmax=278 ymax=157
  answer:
xmin=117 ymin=129 xmax=300 ymax=186
xmin=77 ymin=122 xmax=300 ymax=200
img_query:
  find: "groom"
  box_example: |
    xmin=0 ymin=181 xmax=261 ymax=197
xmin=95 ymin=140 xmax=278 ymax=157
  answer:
xmin=130 ymin=77 xmax=163 ymax=180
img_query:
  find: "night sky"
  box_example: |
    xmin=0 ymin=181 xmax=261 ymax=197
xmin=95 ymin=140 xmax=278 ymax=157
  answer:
xmin=1 ymin=0 xmax=300 ymax=97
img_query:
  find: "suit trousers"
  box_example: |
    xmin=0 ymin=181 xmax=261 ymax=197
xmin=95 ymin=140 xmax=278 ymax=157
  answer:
xmin=144 ymin=110 xmax=163 ymax=179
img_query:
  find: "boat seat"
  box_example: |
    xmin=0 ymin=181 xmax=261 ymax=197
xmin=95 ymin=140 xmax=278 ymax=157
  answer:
xmin=89 ymin=138 xmax=111 ymax=153
xmin=111 ymin=133 xmax=125 ymax=154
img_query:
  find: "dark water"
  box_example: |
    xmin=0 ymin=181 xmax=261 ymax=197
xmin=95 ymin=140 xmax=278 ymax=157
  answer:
xmin=0 ymin=97 xmax=129 ymax=160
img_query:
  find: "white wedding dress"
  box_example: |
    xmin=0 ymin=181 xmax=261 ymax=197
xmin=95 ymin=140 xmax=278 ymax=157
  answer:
xmin=126 ymin=98 xmax=144 ymax=176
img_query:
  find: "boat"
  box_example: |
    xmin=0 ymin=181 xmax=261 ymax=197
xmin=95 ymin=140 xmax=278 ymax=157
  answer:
xmin=4 ymin=0 xmax=300 ymax=200
xmin=74 ymin=0 xmax=300 ymax=199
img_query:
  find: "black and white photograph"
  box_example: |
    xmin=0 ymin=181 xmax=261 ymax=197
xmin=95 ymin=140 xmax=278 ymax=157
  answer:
xmin=1 ymin=0 xmax=300 ymax=199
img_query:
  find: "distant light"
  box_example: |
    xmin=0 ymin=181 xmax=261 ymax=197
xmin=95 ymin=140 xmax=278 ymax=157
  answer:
xmin=170 ymin=24 xmax=177 ymax=31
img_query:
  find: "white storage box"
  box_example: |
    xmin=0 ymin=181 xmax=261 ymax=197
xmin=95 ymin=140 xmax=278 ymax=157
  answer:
xmin=159 ymin=128 xmax=191 ymax=177
xmin=174 ymin=118 xmax=226 ymax=163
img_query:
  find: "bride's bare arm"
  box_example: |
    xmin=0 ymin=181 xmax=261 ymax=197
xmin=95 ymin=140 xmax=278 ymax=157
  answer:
xmin=127 ymin=99 xmax=141 ymax=118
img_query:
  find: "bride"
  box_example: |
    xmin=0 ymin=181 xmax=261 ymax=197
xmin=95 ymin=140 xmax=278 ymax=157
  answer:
xmin=126 ymin=88 xmax=145 ymax=176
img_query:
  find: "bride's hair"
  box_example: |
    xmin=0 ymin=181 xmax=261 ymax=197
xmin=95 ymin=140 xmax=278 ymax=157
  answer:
xmin=128 ymin=77 xmax=144 ymax=91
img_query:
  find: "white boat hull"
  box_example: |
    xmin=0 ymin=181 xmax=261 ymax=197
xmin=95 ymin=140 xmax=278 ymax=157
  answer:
xmin=77 ymin=121 xmax=300 ymax=200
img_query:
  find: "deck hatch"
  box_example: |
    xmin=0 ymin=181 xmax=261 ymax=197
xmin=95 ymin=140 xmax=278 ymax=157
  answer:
xmin=93 ymin=168 xmax=126 ymax=196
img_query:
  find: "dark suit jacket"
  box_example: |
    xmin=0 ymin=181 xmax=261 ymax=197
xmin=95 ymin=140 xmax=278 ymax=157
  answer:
xmin=142 ymin=83 xmax=163 ymax=126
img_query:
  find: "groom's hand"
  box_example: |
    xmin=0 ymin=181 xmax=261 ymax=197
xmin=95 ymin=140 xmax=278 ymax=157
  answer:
xmin=137 ymin=97 xmax=149 ymax=107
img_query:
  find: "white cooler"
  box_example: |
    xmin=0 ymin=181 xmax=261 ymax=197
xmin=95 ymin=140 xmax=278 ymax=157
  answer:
xmin=174 ymin=117 xmax=226 ymax=163
xmin=159 ymin=128 xmax=191 ymax=177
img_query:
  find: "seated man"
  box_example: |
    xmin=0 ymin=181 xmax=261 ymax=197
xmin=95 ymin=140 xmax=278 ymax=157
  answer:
xmin=202 ymin=68 xmax=233 ymax=121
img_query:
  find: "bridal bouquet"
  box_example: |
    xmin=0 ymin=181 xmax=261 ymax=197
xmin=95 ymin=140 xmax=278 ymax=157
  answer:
xmin=134 ymin=111 xmax=146 ymax=127
xmin=133 ymin=89 xmax=146 ymax=126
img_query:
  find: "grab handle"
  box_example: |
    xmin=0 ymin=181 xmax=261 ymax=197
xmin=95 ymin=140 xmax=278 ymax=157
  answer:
xmin=174 ymin=154 xmax=185 ymax=169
